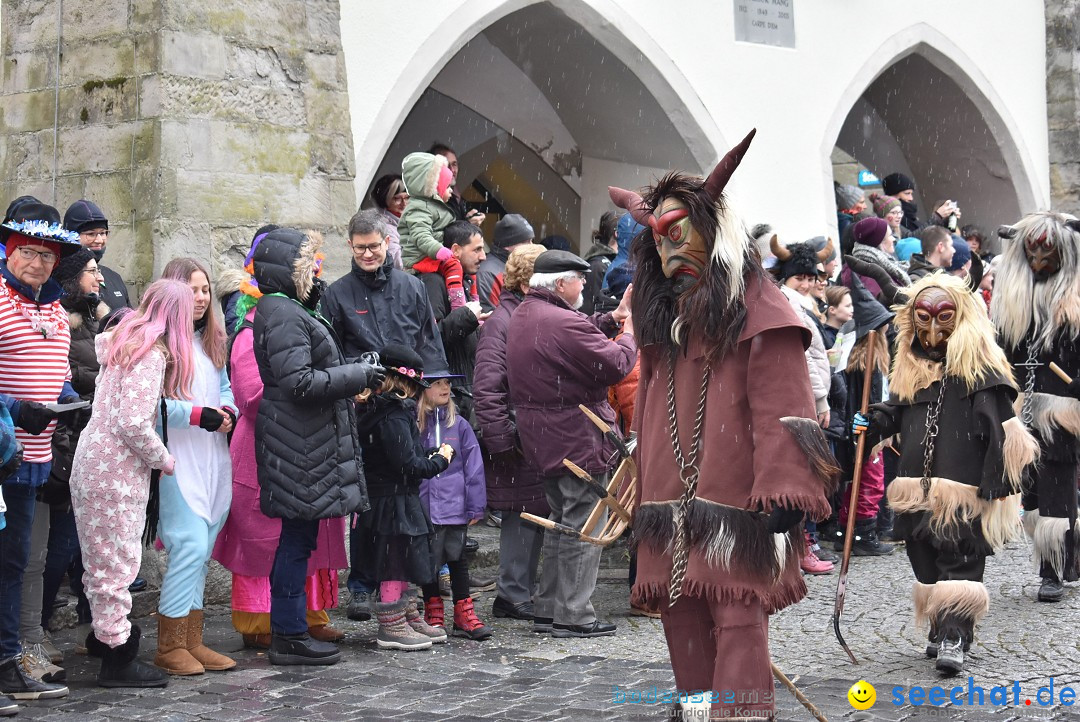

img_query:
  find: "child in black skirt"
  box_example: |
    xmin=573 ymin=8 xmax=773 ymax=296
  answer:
xmin=355 ymin=345 xmax=452 ymax=650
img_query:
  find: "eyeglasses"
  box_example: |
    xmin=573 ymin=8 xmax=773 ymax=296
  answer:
xmin=79 ymin=230 xmax=109 ymax=240
xmin=391 ymin=193 xmax=409 ymax=203
xmin=350 ymin=242 xmax=384 ymax=256
xmin=81 ymin=267 xmax=104 ymax=277
xmin=14 ymin=247 xmax=57 ymax=264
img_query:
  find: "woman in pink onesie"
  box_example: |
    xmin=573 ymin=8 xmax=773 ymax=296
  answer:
xmin=69 ymin=279 xmax=195 ymax=688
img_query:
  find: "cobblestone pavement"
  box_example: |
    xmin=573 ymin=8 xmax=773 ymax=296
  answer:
xmin=14 ymin=531 xmax=1080 ymax=721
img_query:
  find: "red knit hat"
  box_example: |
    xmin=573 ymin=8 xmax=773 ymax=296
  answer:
xmin=4 ymin=234 xmax=63 ymax=270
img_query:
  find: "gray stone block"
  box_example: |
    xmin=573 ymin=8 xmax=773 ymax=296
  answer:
xmin=161 ymin=30 xmax=227 ymax=80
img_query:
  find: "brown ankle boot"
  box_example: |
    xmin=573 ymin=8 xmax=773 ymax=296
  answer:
xmin=185 ymin=610 xmax=236 ymax=671
xmin=154 ymin=615 xmax=203 ymax=675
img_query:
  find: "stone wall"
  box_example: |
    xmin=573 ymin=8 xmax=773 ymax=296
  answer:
xmin=1 ymin=0 xmax=357 ymax=293
xmin=1047 ymin=0 xmax=1080 ymax=214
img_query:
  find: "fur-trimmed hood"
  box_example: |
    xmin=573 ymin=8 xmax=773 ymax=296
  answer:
xmin=216 ymin=267 xmax=248 ymax=299
xmin=250 ymin=227 xmax=321 ymax=303
xmin=401 ymin=151 xmax=448 ymax=201
xmin=891 ymin=274 xmax=1015 ymax=402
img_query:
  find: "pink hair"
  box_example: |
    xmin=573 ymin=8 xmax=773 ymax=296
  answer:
xmin=160 ymin=257 xmax=228 ymax=369
xmin=105 ymin=279 xmax=196 ymax=399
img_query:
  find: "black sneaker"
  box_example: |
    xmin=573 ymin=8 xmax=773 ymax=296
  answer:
xmin=464 ymin=537 xmax=479 ymax=555
xmin=347 ymin=590 xmax=373 ymax=621
xmin=532 ymin=617 xmax=553 ymax=634
xmin=269 ymin=634 xmax=341 ymax=666
xmin=852 ymin=521 xmax=895 ymax=556
xmin=0 ymin=657 xmax=68 ymax=700
xmin=491 ymin=597 xmax=534 ymax=620
xmin=1038 ymin=577 xmax=1065 ymax=602
xmin=551 ymin=621 xmax=617 ymax=638
xmin=127 ymin=577 xmax=148 ymax=593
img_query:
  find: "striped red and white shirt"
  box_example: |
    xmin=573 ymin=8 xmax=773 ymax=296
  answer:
xmin=0 ymin=281 xmax=71 ymax=463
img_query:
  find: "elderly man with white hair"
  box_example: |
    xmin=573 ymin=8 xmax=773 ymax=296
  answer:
xmin=505 ymin=250 xmax=636 ymax=638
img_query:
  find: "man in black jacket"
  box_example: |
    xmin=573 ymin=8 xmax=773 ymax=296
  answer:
xmin=62 ymin=200 xmax=130 ymax=311
xmin=418 ymin=221 xmax=488 ymax=425
xmin=321 ymin=209 xmax=449 ymax=620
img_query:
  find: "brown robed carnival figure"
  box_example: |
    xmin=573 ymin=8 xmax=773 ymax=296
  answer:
xmin=609 ymin=130 xmax=838 ymax=720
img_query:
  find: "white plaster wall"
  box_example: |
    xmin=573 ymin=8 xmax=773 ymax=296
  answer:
xmin=579 ymin=155 xmax=669 ymax=244
xmin=340 ymin=0 xmax=1048 ymax=242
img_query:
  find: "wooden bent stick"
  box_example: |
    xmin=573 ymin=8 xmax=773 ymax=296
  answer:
xmin=771 ymin=662 xmax=829 ymax=722
xmin=1050 ymin=362 xmax=1073 ymax=385
xmin=832 ymin=329 xmax=878 ymax=665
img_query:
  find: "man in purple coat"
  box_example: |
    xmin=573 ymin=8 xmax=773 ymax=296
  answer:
xmin=505 ymin=250 xmax=636 ymax=637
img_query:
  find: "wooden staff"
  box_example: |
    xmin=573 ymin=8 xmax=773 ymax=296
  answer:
xmin=832 ymin=329 xmax=878 ymax=664
xmin=771 ymin=662 xmax=829 ymax=722
xmin=1050 ymin=362 xmax=1073 ymax=385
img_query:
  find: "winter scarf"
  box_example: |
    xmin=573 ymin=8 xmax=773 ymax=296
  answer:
xmin=851 ymin=242 xmax=911 ymax=287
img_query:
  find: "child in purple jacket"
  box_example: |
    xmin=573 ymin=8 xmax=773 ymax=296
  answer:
xmin=417 ymin=371 xmax=491 ymax=640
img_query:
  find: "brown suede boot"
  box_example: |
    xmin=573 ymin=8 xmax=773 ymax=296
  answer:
xmin=153 ymin=615 xmax=203 ymax=676
xmin=185 ymin=610 xmax=236 ymax=671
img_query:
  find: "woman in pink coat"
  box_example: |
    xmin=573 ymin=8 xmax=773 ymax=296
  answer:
xmin=211 ymin=253 xmax=347 ymax=647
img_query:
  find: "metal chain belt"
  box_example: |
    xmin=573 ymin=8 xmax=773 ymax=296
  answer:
xmin=920 ymin=377 xmax=947 ymax=499
xmin=665 ymin=347 xmax=710 ymax=604
xmin=1020 ymin=343 xmax=1039 ymax=428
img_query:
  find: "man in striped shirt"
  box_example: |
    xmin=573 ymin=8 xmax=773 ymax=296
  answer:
xmin=0 ymin=201 xmax=84 ymax=704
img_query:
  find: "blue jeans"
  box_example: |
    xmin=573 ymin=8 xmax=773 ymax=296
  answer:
xmin=270 ymin=518 xmax=319 ymax=636
xmin=347 ymin=518 xmax=375 ymax=595
xmin=0 ymin=481 xmax=37 ymax=659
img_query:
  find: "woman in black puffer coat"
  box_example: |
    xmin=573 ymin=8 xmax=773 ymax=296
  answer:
xmin=250 ymin=227 xmax=382 ymax=665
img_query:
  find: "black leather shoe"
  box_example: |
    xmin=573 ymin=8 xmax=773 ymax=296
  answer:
xmin=0 ymin=657 xmax=68 ymax=700
xmin=464 ymin=537 xmax=479 ymax=555
xmin=1038 ymin=577 xmax=1065 ymax=602
xmin=269 ymin=634 xmax=341 ymax=666
xmin=0 ymin=694 xmax=16 ymax=717
xmin=551 ymin=620 xmax=617 ymax=638
xmin=128 ymin=577 xmax=147 ymax=593
xmin=532 ymin=617 xmax=553 ymax=634
xmin=491 ymin=597 xmax=534 ymax=620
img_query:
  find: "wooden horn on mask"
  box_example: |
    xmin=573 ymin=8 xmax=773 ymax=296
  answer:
xmin=1066 ymin=219 xmax=1080 ymax=234
xmin=816 ymin=237 xmax=835 ymax=262
xmin=997 ymin=224 xmax=1018 ymax=240
xmin=770 ymin=234 xmax=792 ymax=261
xmin=608 ymin=186 xmax=653 ymax=226
xmin=703 ymin=128 xmax=757 ymax=201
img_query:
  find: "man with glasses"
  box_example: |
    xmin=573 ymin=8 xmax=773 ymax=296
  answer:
xmin=505 ymin=250 xmax=635 ymax=638
xmin=0 ymin=201 xmax=85 ymax=705
xmin=62 ymin=200 xmax=130 ymax=311
xmin=321 ymin=209 xmax=448 ymax=622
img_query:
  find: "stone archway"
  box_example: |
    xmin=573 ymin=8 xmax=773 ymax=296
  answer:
xmin=353 ymin=0 xmax=721 ymax=249
xmin=824 ymin=26 xmax=1042 ymax=245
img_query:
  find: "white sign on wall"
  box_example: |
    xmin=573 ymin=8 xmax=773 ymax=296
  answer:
xmin=734 ymin=0 xmax=796 ymax=49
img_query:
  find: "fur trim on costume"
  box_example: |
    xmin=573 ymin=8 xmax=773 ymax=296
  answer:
xmin=912 ymin=582 xmax=935 ymax=628
xmin=1002 ymin=416 xmax=1041 ymax=488
xmin=991 ymin=211 xmax=1080 ymax=354
xmin=925 ymin=580 xmax=990 ymax=625
xmin=779 ymin=416 xmax=841 ymax=496
xmin=1024 ymin=511 xmax=1072 ymax=579
xmin=68 ymin=300 xmax=110 ymax=331
xmin=890 ymin=275 xmax=1016 ymax=402
xmin=1014 ymin=392 xmax=1080 ymax=442
xmin=634 ymin=498 xmax=802 ymax=582
xmin=291 ymin=230 xmax=322 ymax=305
xmin=887 ymin=476 xmax=1022 ymax=551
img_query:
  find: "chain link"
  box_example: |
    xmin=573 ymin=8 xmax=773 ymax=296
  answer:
xmin=665 ymin=347 xmax=711 ymax=604
xmin=920 ymin=377 xmax=947 ymax=499
xmin=1019 ymin=342 xmax=1039 ymax=428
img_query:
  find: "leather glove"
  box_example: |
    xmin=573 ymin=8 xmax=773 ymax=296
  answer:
xmin=766 ymin=506 xmax=805 ymax=534
xmin=843 ymin=254 xmax=908 ymax=306
xmin=198 ymin=407 xmax=225 ymax=432
xmin=16 ymin=400 xmax=57 ymax=435
xmin=360 ymin=363 xmax=387 ymax=391
xmin=851 ymin=412 xmax=869 ymax=436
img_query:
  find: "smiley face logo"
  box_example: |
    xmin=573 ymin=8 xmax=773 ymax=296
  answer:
xmin=848 ymin=680 xmax=876 ymax=710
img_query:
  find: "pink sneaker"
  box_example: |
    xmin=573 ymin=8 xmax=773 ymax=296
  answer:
xmin=800 ymin=550 xmax=834 ymax=575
